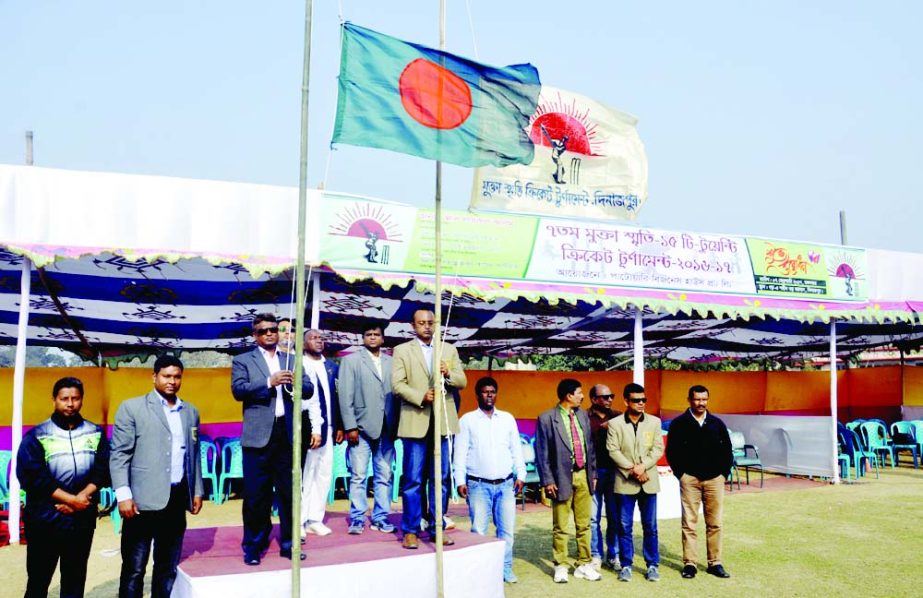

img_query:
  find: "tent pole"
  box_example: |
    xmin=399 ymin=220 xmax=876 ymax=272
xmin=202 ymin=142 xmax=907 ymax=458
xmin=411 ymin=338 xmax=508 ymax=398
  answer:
xmin=633 ymin=306 xmax=644 ymax=386
xmin=290 ymin=0 xmax=315 ymax=592
xmin=9 ymin=255 xmax=31 ymax=544
xmin=830 ymin=319 xmax=839 ymax=484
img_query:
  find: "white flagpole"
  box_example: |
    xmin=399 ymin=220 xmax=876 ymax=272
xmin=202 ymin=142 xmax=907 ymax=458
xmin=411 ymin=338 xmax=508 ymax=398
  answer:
xmin=830 ymin=320 xmax=840 ymax=484
xmin=633 ymin=306 xmax=644 ymax=386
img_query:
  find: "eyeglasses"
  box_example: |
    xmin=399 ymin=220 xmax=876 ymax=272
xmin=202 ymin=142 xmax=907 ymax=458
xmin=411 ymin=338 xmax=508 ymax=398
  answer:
xmin=595 ymin=394 xmax=615 ymax=400
xmin=255 ymin=327 xmax=279 ymax=336
xmin=628 ymin=398 xmax=647 ymax=404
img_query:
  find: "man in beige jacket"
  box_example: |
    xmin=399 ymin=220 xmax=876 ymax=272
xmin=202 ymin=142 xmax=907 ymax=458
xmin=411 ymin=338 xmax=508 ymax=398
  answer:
xmin=607 ymin=382 xmax=664 ymax=583
xmin=392 ymin=309 xmax=467 ymax=549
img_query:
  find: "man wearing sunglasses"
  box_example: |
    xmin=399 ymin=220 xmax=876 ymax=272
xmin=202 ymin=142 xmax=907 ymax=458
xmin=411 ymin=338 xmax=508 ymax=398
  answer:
xmin=607 ymin=382 xmax=663 ymax=583
xmin=587 ymin=384 xmax=620 ymax=571
xmin=231 ymin=313 xmax=314 ymax=565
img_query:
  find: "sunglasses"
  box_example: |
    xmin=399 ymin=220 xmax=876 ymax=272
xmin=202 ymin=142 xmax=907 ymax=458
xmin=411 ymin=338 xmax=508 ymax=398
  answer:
xmin=255 ymin=327 xmax=279 ymax=336
xmin=628 ymin=398 xmax=647 ymax=404
xmin=595 ymin=394 xmax=615 ymax=400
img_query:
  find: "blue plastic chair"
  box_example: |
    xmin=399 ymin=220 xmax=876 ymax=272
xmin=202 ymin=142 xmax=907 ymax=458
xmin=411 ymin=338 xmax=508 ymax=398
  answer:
xmin=217 ymin=440 xmax=244 ymax=502
xmin=392 ymin=439 xmax=403 ymax=503
xmin=849 ymin=428 xmax=880 ymax=479
xmin=200 ymin=440 xmax=220 ymax=503
xmin=329 ymin=442 xmax=350 ymax=504
xmin=519 ymin=437 xmax=542 ymax=509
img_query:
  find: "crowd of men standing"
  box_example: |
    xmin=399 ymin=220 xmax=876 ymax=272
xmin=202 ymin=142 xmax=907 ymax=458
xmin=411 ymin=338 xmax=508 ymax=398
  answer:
xmin=14 ymin=307 xmax=735 ymax=596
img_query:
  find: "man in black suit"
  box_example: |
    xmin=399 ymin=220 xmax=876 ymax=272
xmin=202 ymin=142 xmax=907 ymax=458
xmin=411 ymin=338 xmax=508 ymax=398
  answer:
xmin=535 ymin=378 xmax=601 ymax=584
xmin=231 ymin=313 xmax=313 ymax=565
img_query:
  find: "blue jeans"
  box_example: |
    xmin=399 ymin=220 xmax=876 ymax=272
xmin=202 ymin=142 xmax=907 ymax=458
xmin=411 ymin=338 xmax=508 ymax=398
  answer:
xmin=618 ymin=491 xmax=659 ymax=568
xmin=347 ymin=433 xmax=395 ymax=525
xmin=400 ymin=435 xmax=450 ymax=535
xmin=467 ymin=477 xmax=516 ymax=575
xmin=590 ymin=467 xmax=619 ymax=561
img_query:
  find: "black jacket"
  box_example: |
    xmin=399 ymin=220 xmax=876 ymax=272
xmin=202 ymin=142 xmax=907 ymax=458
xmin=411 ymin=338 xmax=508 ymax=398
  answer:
xmin=666 ymin=409 xmax=733 ymax=481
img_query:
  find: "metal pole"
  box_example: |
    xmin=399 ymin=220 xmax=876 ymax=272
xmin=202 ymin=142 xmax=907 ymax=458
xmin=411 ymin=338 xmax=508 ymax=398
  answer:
xmin=633 ymin=306 xmax=644 ymax=386
xmin=432 ymin=2 xmax=447 ymax=596
xmin=10 ymin=130 xmax=35 ymax=543
xmin=9 ymin=257 xmax=31 ymax=544
xmin=830 ymin=320 xmax=840 ymax=484
xmin=839 ymin=210 xmax=848 ymax=245
xmin=290 ymin=0 xmax=315 ymax=592
xmin=310 ymin=271 xmax=320 ymax=330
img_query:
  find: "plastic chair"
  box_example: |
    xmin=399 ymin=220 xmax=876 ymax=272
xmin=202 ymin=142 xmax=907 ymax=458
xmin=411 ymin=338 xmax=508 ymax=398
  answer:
xmin=392 ymin=439 xmax=403 ymax=503
xmin=200 ymin=440 xmax=220 ymax=503
xmin=518 ymin=438 xmax=542 ymax=509
xmin=848 ymin=428 xmax=880 ymax=479
xmin=217 ymin=440 xmax=244 ymax=502
xmin=889 ymin=422 xmax=920 ymax=468
xmin=845 ymin=420 xmax=864 ymax=432
xmin=328 ymin=442 xmax=350 ymax=504
xmin=907 ymin=421 xmax=923 ymax=463
xmin=97 ymin=487 xmax=122 ymax=534
xmin=730 ymin=431 xmax=763 ymax=487
xmin=0 ymin=450 xmax=11 ymax=510
xmin=859 ymin=422 xmax=896 ymax=468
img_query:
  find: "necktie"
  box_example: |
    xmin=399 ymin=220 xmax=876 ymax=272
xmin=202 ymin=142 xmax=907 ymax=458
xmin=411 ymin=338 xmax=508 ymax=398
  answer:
xmin=569 ymin=410 xmax=585 ymax=469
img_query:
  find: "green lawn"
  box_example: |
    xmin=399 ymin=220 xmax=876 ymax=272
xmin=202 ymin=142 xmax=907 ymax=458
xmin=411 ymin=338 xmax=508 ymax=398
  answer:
xmin=3 ymin=466 xmax=922 ymax=596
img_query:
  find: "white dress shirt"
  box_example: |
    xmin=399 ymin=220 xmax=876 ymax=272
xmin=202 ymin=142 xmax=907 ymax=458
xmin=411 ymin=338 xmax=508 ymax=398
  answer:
xmin=453 ymin=408 xmax=526 ymax=484
xmin=258 ymin=345 xmax=285 ymax=417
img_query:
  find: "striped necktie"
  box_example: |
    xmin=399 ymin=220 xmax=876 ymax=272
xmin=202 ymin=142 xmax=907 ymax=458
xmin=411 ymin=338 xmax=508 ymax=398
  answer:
xmin=569 ymin=410 xmax=585 ymax=469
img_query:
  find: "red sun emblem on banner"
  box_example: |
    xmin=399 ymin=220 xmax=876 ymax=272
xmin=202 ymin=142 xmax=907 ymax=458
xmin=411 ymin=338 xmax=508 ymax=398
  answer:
xmin=528 ymin=91 xmax=603 ymax=157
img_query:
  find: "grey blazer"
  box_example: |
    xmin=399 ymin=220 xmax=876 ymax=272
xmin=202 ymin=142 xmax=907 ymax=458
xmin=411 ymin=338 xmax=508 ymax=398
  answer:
xmin=337 ymin=349 xmax=396 ymax=441
xmin=109 ymin=391 xmax=204 ymax=512
xmin=231 ymin=347 xmax=313 ymax=449
xmin=535 ymin=406 xmax=596 ymax=502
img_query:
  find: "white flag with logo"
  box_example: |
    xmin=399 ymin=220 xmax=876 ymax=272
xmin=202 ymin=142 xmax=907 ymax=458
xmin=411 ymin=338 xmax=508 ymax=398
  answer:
xmin=470 ymin=86 xmax=648 ymax=220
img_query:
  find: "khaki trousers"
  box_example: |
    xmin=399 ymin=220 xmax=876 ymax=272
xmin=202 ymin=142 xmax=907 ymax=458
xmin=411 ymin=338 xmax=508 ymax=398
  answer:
xmin=551 ymin=470 xmax=592 ymax=567
xmin=679 ymin=473 xmax=725 ymax=566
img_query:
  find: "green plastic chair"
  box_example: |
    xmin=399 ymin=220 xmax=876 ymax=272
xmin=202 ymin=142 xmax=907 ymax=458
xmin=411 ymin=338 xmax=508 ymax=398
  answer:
xmin=730 ymin=431 xmax=763 ymax=487
xmin=859 ymin=422 xmax=895 ymax=468
xmin=849 ymin=428 xmax=880 ymax=479
xmin=0 ymin=450 xmax=11 ymax=509
xmin=392 ymin=439 xmax=403 ymax=503
xmin=518 ymin=438 xmax=542 ymax=509
xmin=217 ymin=440 xmax=244 ymax=502
xmin=329 ymin=442 xmax=350 ymax=504
xmin=200 ymin=440 xmax=220 ymax=503
xmin=890 ymin=421 xmax=919 ymax=468
xmin=97 ymin=487 xmax=122 ymax=534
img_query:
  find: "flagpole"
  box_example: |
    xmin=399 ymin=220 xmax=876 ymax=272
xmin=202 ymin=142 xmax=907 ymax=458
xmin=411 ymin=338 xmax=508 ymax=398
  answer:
xmin=432 ymin=2 xmax=447 ymax=597
xmin=291 ymin=0 xmax=314 ymax=594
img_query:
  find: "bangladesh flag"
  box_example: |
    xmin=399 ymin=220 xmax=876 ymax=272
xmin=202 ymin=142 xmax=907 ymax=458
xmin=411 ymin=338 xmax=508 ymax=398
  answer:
xmin=332 ymin=23 xmax=542 ymax=168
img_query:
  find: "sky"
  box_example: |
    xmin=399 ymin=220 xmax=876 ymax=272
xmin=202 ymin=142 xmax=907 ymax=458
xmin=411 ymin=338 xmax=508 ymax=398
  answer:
xmin=2 ymin=1 xmax=921 ymax=252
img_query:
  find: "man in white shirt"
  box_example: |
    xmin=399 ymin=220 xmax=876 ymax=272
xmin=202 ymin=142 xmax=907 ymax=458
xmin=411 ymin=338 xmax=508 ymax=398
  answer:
xmin=301 ymin=329 xmax=342 ymax=537
xmin=454 ymin=376 xmax=525 ymax=584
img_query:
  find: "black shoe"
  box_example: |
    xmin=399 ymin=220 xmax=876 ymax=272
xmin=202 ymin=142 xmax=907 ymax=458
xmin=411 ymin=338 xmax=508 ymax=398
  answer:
xmin=280 ymin=548 xmax=307 ymax=561
xmin=681 ymin=565 xmax=697 ymax=578
xmin=244 ymin=554 xmax=261 ymax=566
xmin=706 ymin=564 xmax=730 ymax=578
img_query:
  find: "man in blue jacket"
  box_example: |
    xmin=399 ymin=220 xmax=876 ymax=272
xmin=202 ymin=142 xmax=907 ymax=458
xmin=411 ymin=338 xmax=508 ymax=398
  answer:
xmin=17 ymin=376 xmax=110 ymax=598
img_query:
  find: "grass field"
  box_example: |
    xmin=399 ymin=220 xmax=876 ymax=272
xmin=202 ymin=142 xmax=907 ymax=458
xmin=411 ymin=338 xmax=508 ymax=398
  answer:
xmin=3 ymin=466 xmax=922 ymax=597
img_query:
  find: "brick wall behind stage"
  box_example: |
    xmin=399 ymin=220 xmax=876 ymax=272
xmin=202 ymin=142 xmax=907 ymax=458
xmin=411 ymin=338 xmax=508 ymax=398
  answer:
xmin=1 ymin=365 xmax=917 ymax=448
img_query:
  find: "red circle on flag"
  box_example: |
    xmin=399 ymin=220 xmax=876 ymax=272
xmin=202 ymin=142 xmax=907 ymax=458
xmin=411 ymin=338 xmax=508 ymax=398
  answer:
xmin=398 ymin=58 xmax=472 ymax=130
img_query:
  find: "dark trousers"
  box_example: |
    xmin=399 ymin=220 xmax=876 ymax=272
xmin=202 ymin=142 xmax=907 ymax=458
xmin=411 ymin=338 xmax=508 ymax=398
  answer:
xmin=119 ymin=482 xmax=188 ymax=598
xmin=242 ymin=417 xmax=294 ymax=556
xmin=24 ymin=519 xmax=94 ymax=598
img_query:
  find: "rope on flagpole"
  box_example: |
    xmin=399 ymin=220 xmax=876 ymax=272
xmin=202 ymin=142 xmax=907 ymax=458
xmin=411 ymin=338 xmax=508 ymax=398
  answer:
xmin=464 ymin=0 xmax=480 ymax=60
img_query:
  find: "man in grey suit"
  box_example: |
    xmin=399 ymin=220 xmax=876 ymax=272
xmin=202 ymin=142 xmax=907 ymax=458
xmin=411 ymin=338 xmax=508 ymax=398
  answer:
xmin=338 ymin=321 xmax=398 ymax=535
xmin=110 ymin=355 xmax=203 ymax=598
xmin=535 ymin=378 xmax=601 ymax=583
xmin=232 ymin=313 xmax=313 ymax=565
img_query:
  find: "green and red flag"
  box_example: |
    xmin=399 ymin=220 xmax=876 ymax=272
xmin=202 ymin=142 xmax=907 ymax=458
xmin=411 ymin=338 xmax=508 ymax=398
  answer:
xmin=332 ymin=23 xmax=542 ymax=168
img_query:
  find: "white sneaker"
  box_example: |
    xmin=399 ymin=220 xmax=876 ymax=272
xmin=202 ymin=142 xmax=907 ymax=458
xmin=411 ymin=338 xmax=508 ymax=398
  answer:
xmin=304 ymin=521 xmax=332 ymax=536
xmin=553 ymin=565 xmax=569 ymax=583
xmin=444 ymin=515 xmax=456 ymax=530
xmin=590 ymin=556 xmax=602 ymax=571
xmin=574 ymin=563 xmax=602 ymax=581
